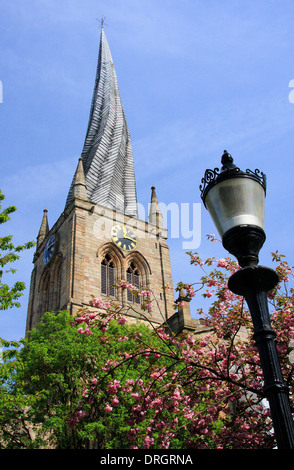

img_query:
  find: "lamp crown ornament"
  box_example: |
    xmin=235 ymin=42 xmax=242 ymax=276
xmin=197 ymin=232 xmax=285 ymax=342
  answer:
xmin=200 ymin=150 xmax=266 ymax=204
xmin=221 ymin=149 xmax=235 ymax=169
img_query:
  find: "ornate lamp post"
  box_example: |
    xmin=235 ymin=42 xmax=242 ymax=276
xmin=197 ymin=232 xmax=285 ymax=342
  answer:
xmin=200 ymin=150 xmax=294 ymax=449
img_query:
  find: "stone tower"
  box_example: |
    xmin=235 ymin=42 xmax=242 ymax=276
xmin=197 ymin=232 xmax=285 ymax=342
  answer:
xmin=26 ymin=28 xmax=179 ymax=332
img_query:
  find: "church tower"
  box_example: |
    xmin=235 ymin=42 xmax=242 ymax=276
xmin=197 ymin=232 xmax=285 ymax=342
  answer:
xmin=26 ymin=28 xmax=178 ymax=331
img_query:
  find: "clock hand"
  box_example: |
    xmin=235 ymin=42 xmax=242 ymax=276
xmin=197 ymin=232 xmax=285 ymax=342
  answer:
xmin=125 ymin=236 xmax=136 ymax=242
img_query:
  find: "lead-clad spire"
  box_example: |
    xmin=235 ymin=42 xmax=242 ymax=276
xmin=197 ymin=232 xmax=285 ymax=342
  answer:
xmin=65 ymin=28 xmax=138 ymax=217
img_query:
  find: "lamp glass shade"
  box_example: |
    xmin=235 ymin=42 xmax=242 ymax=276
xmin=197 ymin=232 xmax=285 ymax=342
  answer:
xmin=204 ymin=176 xmax=265 ymax=238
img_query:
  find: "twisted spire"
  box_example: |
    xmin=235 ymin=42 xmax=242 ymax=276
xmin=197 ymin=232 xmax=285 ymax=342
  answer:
xmin=66 ymin=29 xmax=138 ymax=217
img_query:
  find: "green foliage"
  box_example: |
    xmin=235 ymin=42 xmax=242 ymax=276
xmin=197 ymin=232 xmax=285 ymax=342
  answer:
xmin=0 ymin=190 xmax=35 ymax=311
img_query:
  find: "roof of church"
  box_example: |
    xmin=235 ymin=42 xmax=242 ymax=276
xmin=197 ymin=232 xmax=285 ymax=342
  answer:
xmin=65 ymin=28 xmax=138 ymax=217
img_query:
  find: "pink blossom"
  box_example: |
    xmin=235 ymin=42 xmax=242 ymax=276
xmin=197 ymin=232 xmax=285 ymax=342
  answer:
xmin=75 ymin=316 xmax=87 ymax=324
xmin=90 ymin=297 xmax=111 ymax=310
xmin=208 ymin=233 xmax=217 ymax=243
xmin=111 ymin=397 xmax=119 ymax=407
xmin=217 ymin=258 xmax=227 ymax=268
xmin=88 ymin=312 xmax=97 ymax=319
xmin=107 ymin=380 xmax=121 ymax=394
xmin=127 ymin=428 xmax=138 ymax=441
xmin=118 ymin=336 xmax=129 ymax=342
xmin=143 ymin=436 xmax=154 ymax=449
xmin=126 ymin=379 xmax=134 ymax=386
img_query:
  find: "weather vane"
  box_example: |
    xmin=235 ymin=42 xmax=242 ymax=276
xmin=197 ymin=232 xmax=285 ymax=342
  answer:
xmin=97 ymin=16 xmax=107 ymax=29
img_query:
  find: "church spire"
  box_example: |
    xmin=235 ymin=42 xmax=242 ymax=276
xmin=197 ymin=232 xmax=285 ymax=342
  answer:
xmin=65 ymin=28 xmax=138 ymax=217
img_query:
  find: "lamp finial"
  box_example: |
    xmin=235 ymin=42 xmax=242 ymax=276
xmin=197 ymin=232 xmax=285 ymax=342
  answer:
xmin=221 ymin=150 xmax=236 ymax=172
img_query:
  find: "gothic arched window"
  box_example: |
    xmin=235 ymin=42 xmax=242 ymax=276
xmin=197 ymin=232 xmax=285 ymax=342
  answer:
xmin=39 ymin=255 xmax=63 ymax=317
xmin=101 ymin=254 xmax=116 ymax=297
xmin=126 ymin=262 xmax=141 ymax=304
xmin=41 ymin=270 xmax=50 ymax=314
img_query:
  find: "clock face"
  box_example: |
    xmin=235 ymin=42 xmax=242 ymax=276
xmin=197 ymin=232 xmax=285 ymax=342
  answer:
xmin=111 ymin=224 xmax=137 ymax=251
xmin=43 ymin=234 xmax=55 ymax=265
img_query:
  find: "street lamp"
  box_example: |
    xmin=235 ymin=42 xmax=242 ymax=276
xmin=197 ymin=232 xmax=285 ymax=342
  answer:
xmin=200 ymin=150 xmax=294 ymax=449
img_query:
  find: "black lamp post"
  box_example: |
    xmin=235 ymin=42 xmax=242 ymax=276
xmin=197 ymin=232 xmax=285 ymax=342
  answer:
xmin=200 ymin=150 xmax=294 ymax=449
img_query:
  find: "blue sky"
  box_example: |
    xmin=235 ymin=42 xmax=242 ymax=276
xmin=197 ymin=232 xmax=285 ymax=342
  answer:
xmin=1 ymin=0 xmax=294 ymax=341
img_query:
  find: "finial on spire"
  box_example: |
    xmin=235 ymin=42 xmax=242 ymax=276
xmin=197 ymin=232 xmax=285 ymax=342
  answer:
xmin=151 ymin=186 xmax=157 ymax=202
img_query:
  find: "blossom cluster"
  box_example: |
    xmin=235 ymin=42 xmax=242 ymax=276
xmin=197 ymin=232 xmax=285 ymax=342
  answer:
xmin=115 ymin=280 xmax=152 ymax=310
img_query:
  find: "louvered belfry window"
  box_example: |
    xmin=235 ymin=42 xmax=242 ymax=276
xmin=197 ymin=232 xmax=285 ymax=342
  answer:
xmin=126 ymin=262 xmax=140 ymax=304
xmin=101 ymin=254 xmax=116 ymax=297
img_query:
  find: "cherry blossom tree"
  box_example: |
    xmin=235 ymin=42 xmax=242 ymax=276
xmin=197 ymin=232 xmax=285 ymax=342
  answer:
xmin=1 ymin=239 xmax=293 ymax=449
xmin=63 ymin=241 xmax=294 ymax=449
